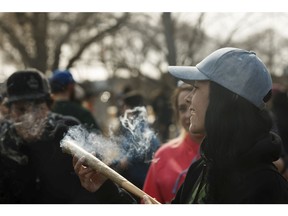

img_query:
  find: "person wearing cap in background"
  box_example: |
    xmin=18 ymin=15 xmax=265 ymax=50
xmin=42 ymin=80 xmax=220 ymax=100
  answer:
xmin=72 ymin=47 xmax=288 ymax=204
xmin=0 ymin=69 xmax=97 ymax=203
xmin=49 ymin=69 xmax=101 ymax=133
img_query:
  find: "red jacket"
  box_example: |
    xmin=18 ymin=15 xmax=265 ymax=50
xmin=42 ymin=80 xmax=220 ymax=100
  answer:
xmin=142 ymin=133 xmax=200 ymax=203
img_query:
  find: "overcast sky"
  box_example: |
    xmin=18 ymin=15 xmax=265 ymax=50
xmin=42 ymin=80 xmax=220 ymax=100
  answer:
xmin=71 ymin=12 xmax=288 ymax=81
xmin=2 ymin=0 xmax=288 ymax=12
xmin=1 ymin=3 xmax=288 ymax=82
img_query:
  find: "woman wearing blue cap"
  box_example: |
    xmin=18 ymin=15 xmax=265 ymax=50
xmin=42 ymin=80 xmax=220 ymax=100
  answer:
xmin=72 ymin=47 xmax=288 ymax=203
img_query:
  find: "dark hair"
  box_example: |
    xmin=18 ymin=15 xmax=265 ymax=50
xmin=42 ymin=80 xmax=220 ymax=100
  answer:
xmin=203 ymin=81 xmax=273 ymax=203
xmin=123 ymin=91 xmax=145 ymax=108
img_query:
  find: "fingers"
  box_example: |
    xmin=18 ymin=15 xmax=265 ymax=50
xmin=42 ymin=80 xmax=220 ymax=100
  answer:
xmin=80 ymin=169 xmax=96 ymax=186
xmin=73 ymin=156 xmax=85 ymax=173
xmin=79 ymin=166 xmax=95 ymax=177
xmin=72 ymin=150 xmax=96 ymax=167
xmin=142 ymin=195 xmax=152 ymax=204
xmin=72 ymin=155 xmax=80 ymax=167
xmin=74 ymin=156 xmax=99 ymax=178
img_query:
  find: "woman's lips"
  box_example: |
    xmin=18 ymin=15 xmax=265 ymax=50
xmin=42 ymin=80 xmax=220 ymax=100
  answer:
xmin=190 ymin=110 xmax=196 ymax=115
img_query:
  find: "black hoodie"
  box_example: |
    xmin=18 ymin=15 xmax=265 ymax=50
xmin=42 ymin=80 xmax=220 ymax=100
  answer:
xmin=172 ymin=132 xmax=288 ymax=204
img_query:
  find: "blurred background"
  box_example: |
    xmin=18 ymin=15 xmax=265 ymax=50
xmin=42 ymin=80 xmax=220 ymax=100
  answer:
xmin=0 ymin=12 xmax=288 ymax=142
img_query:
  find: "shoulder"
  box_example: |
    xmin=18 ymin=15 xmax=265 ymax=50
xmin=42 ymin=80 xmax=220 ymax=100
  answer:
xmin=246 ymin=165 xmax=288 ymax=203
xmin=43 ymin=112 xmax=80 ymax=141
xmin=49 ymin=112 xmax=80 ymax=126
xmin=67 ymin=101 xmax=91 ymax=114
xmin=155 ymin=137 xmax=183 ymax=155
xmin=253 ymin=166 xmax=288 ymax=188
xmin=149 ymin=138 xmax=183 ymax=168
xmin=53 ymin=101 xmax=90 ymax=115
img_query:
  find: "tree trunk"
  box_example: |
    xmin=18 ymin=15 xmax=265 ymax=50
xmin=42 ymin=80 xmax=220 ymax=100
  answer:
xmin=162 ymin=12 xmax=177 ymax=66
xmin=162 ymin=12 xmax=177 ymax=88
xmin=31 ymin=13 xmax=48 ymax=73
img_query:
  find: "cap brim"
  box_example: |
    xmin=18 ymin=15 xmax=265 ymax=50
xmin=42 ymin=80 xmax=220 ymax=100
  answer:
xmin=168 ymin=66 xmax=209 ymax=84
xmin=7 ymin=93 xmax=47 ymax=104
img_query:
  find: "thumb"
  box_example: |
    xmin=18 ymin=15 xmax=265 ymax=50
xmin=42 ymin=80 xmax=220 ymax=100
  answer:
xmin=142 ymin=195 xmax=152 ymax=204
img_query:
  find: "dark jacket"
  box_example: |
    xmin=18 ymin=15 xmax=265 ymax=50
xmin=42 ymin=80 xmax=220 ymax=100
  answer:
xmin=0 ymin=112 xmax=96 ymax=203
xmin=119 ymin=118 xmax=160 ymax=190
xmin=52 ymin=100 xmax=101 ymax=132
xmin=172 ymin=132 xmax=288 ymax=204
xmin=92 ymin=132 xmax=288 ymax=204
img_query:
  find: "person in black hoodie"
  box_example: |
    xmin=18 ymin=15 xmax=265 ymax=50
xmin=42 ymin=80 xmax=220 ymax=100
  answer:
xmin=72 ymin=47 xmax=288 ymax=204
xmin=0 ymin=69 xmax=97 ymax=203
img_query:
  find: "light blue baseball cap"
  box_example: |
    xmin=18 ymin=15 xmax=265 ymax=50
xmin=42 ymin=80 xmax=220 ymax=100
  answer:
xmin=168 ymin=47 xmax=272 ymax=109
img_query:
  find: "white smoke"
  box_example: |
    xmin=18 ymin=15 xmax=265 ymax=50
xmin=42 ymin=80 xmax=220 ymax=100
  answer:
xmin=61 ymin=106 xmax=158 ymax=165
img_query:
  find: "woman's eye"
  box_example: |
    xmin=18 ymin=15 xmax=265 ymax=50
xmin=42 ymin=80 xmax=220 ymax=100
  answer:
xmin=179 ymin=106 xmax=187 ymax=113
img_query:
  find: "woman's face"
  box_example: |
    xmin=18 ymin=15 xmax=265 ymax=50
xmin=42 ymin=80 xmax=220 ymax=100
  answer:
xmin=178 ymin=90 xmax=191 ymax=132
xmin=187 ymin=81 xmax=210 ymax=135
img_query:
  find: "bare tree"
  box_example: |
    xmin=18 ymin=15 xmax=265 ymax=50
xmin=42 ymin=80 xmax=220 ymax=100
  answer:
xmin=162 ymin=12 xmax=177 ymax=66
xmin=66 ymin=13 xmax=130 ymax=69
xmin=0 ymin=13 xmax=130 ymax=73
xmin=91 ymin=13 xmax=167 ymax=80
xmin=0 ymin=13 xmax=48 ymax=72
xmin=174 ymin=13 xmax=207 ymax=66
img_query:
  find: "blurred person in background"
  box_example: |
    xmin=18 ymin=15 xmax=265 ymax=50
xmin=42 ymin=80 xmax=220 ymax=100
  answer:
xmin=49 ymin=69 xmax=101 ymax=133
xmin=142 ymin=81 xmax=204 ymax=203
xmin=0 ymin=69 xmax=95 ymax=203
xmin=0 ymin=93 xmax=9 ymax=121
xmin=151 ymin=86 xmax=173 ymax=143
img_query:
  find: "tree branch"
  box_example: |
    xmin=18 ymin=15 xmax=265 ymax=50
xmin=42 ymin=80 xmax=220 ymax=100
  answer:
xmin=30 ymin=13 xmax=48 ymax=72
xmin=0 ymin=19 xmax=32 ymax=66
xmin=66 ymin=13 xmax=130 ymax=69
xmin=52 ymin=13 xmax=94 ymax=71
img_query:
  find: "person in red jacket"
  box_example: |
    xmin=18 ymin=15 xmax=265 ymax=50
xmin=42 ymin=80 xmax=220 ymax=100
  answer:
xmin=142 ymin=82 xmax=204 ymax=203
